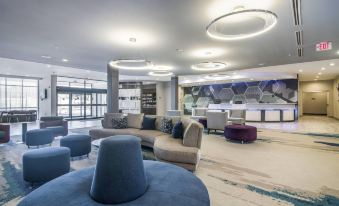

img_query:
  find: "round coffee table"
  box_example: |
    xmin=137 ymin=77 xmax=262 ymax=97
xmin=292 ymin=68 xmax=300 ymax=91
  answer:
xmin=224 ymin=124 xmax=257 ymax=143
xmin=91 ymin=138 xmax=103 ymax=147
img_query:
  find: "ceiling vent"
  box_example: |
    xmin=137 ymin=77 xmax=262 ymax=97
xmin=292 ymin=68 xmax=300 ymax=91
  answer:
xmin=292 ymin=0 xmax=302 ymax=26
xmin=296 ymin=31 xmax=303 ymax=46
xmin=297 ymin=48 xmax=303 ymax=57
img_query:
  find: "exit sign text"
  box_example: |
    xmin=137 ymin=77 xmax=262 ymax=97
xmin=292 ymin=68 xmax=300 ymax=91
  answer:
xmin=316 ymin=41 xmax=332 ymax=51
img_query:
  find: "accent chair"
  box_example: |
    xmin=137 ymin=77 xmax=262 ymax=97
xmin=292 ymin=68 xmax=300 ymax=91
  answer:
xmin=206 ymin=111 xmax=231 ymax=134
xmin=40 ymin=116 xmax=68 ymax=137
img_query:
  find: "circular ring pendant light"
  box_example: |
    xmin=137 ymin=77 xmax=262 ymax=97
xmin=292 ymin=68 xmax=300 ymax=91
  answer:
xmin=206 ymin=7 xmax=278 ymax=40
xmin=148 ymin=71 xmax=173 ymax=76
xmin=191 ymin=62 xmax=227 ymax=71
xmin=109 ymin=59 xmax=153 ymax=70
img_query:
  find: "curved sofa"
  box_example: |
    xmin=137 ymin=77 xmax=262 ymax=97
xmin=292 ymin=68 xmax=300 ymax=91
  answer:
xmin=89 ymin=113 xmax=203 ymax=171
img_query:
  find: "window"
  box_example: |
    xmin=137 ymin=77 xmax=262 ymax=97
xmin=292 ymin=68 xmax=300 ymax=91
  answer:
xmin=0 ymin=77 xmax=39 ymax=112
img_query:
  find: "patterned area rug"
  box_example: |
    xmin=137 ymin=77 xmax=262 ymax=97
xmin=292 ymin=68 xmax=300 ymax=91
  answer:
xmin=1 ymin=127 xmax=339 ymax=206
xmin=0 ymin=127 xmax=155 ymax=205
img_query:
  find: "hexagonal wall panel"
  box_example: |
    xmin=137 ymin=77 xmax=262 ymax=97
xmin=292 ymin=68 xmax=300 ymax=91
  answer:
xmin=232 ymin=94 xmax=246 ymax=104
xmin=183 ymin=94 xmax=194 ymax=113
xmin=231 ymin=82 xmax=248 ymax=94
xmin=196 ymin=97 xmax=211 ymax=108
xmin=245 ymin=86 xmax=263 ymax=102
xmin=218 ymin=88 xmax=234 ymax=102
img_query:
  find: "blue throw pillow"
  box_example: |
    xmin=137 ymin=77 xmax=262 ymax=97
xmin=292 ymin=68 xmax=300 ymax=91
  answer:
xmin=142 ymin=116 xmax=156 ymax=130
xmin=172 ymin=121 xmax=183 ymax=139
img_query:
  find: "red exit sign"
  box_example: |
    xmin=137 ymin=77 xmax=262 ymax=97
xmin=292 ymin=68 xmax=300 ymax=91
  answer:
xmin=316 ymin=41 xmax=332 ymax=51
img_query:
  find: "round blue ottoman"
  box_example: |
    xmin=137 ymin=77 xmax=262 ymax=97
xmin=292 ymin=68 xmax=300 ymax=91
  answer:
xmin=19 ymin=135 xmax=210 ymax=206
xmin=60 ymin=134 xmax=91 ymax=158
xmin=22 ymin=147 xmax=70 ymax=184
xmin=25 ymin=129 xmax=54 ymax=148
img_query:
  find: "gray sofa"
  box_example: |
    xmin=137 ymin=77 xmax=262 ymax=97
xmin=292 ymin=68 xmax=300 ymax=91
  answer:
xmin=89 ymin=113 xmax=203 ymax=172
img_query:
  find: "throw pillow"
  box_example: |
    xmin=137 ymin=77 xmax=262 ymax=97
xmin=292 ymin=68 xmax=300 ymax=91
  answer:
xmin=160 ymin=117 xmax=173 ymax=134
xmin=172 ymin=121 xmax=183 ymax=139
xmin=127 ymin=113 xmax=144 ymax=129
xmin=112 ymin=117 xmax=127 ymax=129
xmin=141 ymin=116 xmax=156 ymax=130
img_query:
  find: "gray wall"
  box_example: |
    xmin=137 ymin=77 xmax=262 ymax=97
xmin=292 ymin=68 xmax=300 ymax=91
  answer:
xmin=156 ymin=81 xmax=171 ymax=116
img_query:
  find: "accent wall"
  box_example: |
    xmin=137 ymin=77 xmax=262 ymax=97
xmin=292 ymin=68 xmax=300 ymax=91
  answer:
xmin=183 ymin=79 xmax=298 ymax=114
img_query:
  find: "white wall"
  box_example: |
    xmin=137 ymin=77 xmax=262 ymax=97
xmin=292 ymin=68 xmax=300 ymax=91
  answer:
xmin=156 ymin=81 xmax=171 ymax=116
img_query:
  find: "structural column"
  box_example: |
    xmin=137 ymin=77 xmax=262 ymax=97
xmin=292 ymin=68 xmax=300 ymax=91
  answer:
xmin=170 ymin=76 xmax=178 ymax=110
xmin=107 ymin=64 xmax=119 ymax=113
xmin=51 ymin=74 xmax=57 ymax=116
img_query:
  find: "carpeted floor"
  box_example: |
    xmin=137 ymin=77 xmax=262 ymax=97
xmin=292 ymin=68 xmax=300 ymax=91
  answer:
xmin=1 ymin=126 xmax=339 ymax=206
xmin=0 ymin=127 xmax=155 ymax=205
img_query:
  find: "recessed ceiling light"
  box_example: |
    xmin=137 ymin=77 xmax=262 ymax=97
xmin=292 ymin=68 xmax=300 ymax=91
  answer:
xmin=191 ymin=48 xmax=225 ymax=58
xmin=46 ymin=64 xmax=51 ymax=68
xmin=129 ymin=37 xmax=136 ymax=43
xmin=41 ymin=55 xmax=51 ymax=59
xmin=314 ymin=79 xmax=318 ymax=81
xmin=62 ymin=58 xmax=68 ymax=62
xmin=250 ymin=78 xmax=254 ymax=80
xmin=298 ymin=69 xmax=303 ymax=72
xmin=148 ymin=71 xmax=173 ymax=77
xmin=176 ymin=49 xmax=184 ymax=52
xmin=316 ymin=76 xmax=319 ymax=78
xmin=329 ymin=63 xmax=335 ymax=66
xmin=109 ymin=59 xmax=153 ymax=70
xmin=321 ymin=67 xmax=326 ymax=71
xmin=258 ymin=63 xmax=265 ymax=66
xmin=191 ymin=62 xmax=227 ymax=71
xmin=204 ymin=74 xmax=230 ymax=80
xmin=206 ymin=8 xmax=278 ymax=40
xmin=318 ymin=72 xmax=322 ymax=75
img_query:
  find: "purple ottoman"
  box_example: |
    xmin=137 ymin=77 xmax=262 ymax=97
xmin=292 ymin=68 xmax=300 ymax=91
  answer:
xmin=198 ymin=118 xmax=207 ymax=129
xmin=224 ymin=125 xmax=257 ymax=143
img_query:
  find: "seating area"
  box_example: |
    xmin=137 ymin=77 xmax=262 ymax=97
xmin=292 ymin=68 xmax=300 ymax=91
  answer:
xmin=0 ymin=110 xmax=37 ymax=123
xmin=90 ymin=113 xmax=203 ymax=171
xmin=1 ymin=1 xmax=339 ymax=206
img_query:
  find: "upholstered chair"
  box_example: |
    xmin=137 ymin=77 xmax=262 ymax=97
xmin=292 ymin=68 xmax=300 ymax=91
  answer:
xmin=191 ymin=108 xmax=208 ymax=121
xmin=206 ymin=111 xmax=231 ymax=134
xmin=229 ymin=110 xmax=246 ymax=125
xmin=40 ymin=116 xmax=68 ymax=137
xmin=0 ymin=124 xmax=10 ymax=143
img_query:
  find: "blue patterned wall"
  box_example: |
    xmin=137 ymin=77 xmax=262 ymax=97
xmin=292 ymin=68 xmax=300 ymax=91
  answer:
xmin=183 ymin=79 xmax=298 ymax=114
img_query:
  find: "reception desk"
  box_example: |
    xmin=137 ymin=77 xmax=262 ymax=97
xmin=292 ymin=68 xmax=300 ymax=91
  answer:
xmin=208 ymin=103 xmax=297 ymax=122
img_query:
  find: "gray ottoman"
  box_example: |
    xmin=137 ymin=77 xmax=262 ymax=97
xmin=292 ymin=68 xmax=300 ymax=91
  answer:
xmin=23 ymin=147 xmax=70 ymax=184
xmin=60 ymin=135 xmax=91 ymax=158
xmin=25 ymin=129 xmax=54 ymax=148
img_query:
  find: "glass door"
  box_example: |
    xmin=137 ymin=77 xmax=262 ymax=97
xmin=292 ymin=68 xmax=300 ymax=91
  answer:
xmin=71 ymin=93 xmax=85 ymax=119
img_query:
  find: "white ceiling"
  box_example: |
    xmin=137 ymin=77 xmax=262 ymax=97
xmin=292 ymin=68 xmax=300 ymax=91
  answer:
xmin=179 ymin=59 xmax=339 ymax=86
xmin=0 ymin=0 xmax=339 ymax=78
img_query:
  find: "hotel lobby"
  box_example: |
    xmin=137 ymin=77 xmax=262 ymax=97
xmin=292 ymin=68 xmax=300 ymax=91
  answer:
xmin=1 ymin=0 xmax=339 ymax=205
